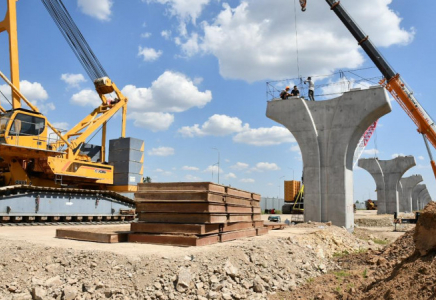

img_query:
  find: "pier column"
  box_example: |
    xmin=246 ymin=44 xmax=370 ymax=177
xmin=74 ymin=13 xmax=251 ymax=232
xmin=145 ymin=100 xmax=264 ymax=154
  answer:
xmin=267 ymin=87 xmax=391 ymax=229
xmin=412 ymin=184 xmax=426 ymax=211
xmin=398 ymin=175 xmax=422 ymax=212
xmin=358 ymin=158 xmax=386 ymax=214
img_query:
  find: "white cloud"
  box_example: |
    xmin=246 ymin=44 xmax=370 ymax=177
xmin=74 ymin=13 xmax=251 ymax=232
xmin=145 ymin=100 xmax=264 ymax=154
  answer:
xmin=224 ymin=172 xmax=237 ymax=179
xmin=240 ymin=178 xmax=255 ymax=183
xmin=122 ymin=71 xmax=212 ymax=113
xmin=147 ymin=146 xmax=175 ymax=156
xmin=155 ymin=168 xmax=173 ymax=176
xmin=230 ymin=162 xmax=249 ymax=171
xmin=178 ymin=114 xmax=248 ymax=137
xmin=78 ymin=0 xmax=113 ymax=21
xmin=182 ymin=166 xmax=200 ymax=171
xmin=128 ymin=112 xmax=174 ymax=131
xmin=391 ymin=153 xmax=406 ymax=158
xmin=47 ymin=122 xmax=69 ymax=140
xmin=61 ymin=73 xmax=86 ymax=89
xmin=418 ymin=156 xmax=425 ymax=160
xmin=233 ymin=126 xmax=295 ymax=146
xmin=185 ymin=174 xmax=202 ymax=181
xmin=203 ymin=165 xmax=224 ymax=173
xmin=161 ymin=30 xmax=172 ymax=40
xmin=141 ymin=32 xmax=152 ymax=38
xmin=0 ymin=80 xmax=54 ymax=114
xmin=70 ymin=89 xmax=101 ymax=107
xmin=362 ymin=148 xmax=379 ymax=155
xmin=138 ymin=46 xmax=163 ymax=62
xmin=146 ymin=0 xmax=211 ymax=24
xmin=290 ymin=144 xmax=301 ymax=154
xmin=172 ymin=0 xmax=414 ymax=82
xmin=252 ymin=162 xmax=280 ymax=172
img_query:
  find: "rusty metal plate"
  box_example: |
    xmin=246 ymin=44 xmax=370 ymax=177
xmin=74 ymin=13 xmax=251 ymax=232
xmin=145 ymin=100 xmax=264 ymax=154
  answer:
xmin=219 ymin=229 xmax=256 ymax=242
xmin=136 ymin=202 xmax=226 ymax=213
xmin=131 ymin=222 xmax=220 ymax=235
xmin=138 ymin=213 xmax=228 ymax=224
xmin=128 ymin=233 xmax=219 ymax=247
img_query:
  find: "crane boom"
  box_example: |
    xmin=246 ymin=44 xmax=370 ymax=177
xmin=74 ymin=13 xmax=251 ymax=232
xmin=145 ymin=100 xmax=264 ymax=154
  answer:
xmin=324 ymin=0 xmax=436 ymax=180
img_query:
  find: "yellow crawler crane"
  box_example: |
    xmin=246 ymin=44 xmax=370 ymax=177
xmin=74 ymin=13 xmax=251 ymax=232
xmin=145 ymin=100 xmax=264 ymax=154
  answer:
xmin=0 ymin=0 xmax=138 ymax=223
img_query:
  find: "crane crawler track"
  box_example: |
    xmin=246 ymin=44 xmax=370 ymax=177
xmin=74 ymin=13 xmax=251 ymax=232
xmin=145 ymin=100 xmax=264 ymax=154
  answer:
xmin=0 ymin=185 xmax=136 ymax=224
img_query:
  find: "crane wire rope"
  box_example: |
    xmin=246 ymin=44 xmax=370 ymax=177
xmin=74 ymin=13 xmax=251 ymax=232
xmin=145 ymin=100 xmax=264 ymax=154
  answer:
xmin=293 ymin=0 xmax=301 ymax=81
xmin=0 ymin=90 xmax=13 ymax=107
xmin=41 ymin=0 xmax=108 ymax=81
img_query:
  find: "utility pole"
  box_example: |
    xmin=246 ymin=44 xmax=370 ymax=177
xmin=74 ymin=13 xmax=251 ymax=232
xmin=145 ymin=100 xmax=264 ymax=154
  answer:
xmin=212 ymin=148 xmax=220 ymax=184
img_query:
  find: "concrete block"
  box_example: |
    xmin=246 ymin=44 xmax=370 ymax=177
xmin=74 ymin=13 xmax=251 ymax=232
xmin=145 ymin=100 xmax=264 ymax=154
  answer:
xmin=110 ymin=161 xmax=143 ymax=174
xmin=109 ymin=149 xmax=144 ymax=163
xmin=80 ymin=143 xmax=101 ymax=162
xmin=267 ymin=87 xmax=391 ymax=229
xmin=113 ymin=173 xmax=142 ymax=186
xmin=109 ymin=137 xmax=144 ymax=151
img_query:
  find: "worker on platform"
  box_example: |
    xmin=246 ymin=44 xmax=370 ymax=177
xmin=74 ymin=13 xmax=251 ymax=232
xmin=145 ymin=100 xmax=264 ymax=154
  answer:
xmin=280 ymin=86 xmax=291 ymax=99
xmin=304 ymin=77 xmax=315 ymax=101
xmin=290 ymin=85 xmax=300 ymax=97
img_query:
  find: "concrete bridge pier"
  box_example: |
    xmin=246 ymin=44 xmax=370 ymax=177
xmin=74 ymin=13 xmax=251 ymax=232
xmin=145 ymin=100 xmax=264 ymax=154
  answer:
xmin=412 ymin=184 xmax=426 ymax=211
xmin=378 ymin=156 xmax=416 ymax=214
xmin=266 ymin=87 xmax=391 ymax=230
xmin=399 ymin=175 xmax=423 ymax=212
xmin=358 ymin=158 xmax=386 ymax=214
xmin=418 ymin=189 xmax=431 ymax=210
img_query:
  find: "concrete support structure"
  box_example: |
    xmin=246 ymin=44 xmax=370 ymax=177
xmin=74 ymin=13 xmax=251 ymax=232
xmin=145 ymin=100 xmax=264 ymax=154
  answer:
xmin=359 ymin=156 xmax=416 ymax=214
xmin=418 ymin=189 xmax=431 ymax=210
xmin=412 ymin=184 xmax=426 ymax=211
xmin=399 ymin=175 xmax=423 ymax=212
xmin=358 ymin=159 xmax=386 ymax=214
xmin=267 ymin=87 xmax=391 ymax=229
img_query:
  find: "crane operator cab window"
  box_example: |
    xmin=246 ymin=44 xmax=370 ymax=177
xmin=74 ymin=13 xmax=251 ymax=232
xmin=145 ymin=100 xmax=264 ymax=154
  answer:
xmin=2 ymin=111 xmax=48 ymax=149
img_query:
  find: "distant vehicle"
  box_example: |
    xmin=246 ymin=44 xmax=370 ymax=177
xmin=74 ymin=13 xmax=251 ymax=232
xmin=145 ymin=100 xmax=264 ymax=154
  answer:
xmin=365 ymin=200 xmax=378 ymax=210
xmin=268 ymin=216 xmax=282 ymax=223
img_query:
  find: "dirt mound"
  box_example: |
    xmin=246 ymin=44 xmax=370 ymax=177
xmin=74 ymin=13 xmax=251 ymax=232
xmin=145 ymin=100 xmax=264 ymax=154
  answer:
xmin=414 ymin=201 xmax=436 ymax=256
xmin=271 ymin=210 xmax=436 ymax=300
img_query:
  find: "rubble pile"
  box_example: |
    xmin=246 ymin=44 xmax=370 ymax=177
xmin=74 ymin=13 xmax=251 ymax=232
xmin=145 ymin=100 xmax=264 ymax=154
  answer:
xmin=0 ymin=224 xmax=373 ymax=300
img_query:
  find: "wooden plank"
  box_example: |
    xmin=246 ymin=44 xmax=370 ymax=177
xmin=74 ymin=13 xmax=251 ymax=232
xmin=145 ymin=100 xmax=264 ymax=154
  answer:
xmin=219 ymin=229 xmax=256 ymax=242
xmin=252 ymin=214 xmax=262 ymax=221
xmin=56 ymin=228 xmax=130 ymax=243
xmin=264 ymin=222 xmax=285 ymax=230
xmin=252 ymin=207 xmax=261 ymax=214
xmin=251 ymin=201 xmax=261 ymax=208
xmin=222 ymin=222 xmax=254 ymax=232
xmin=253 ymin=221 xmax=265 ymax=228
xmin=256 ymin=227 xmax=269 ymax=236
xmin=225 ymin=196 xmax=252 ymax=207
xmin=252 ymin=193 xmax=261 ymax=201
xmin=226 ymin=206 xmax=252 ymax=214
xmin=136 ymin=202 xmax=226 ymax=213
xmin=138 ymin=213 xmax=228 ymax=224
xmin=228 ymin=215 xmax=252 ymax=222
xmin=226 ymin=187 xmax=252 ymax=199
xmin=134 ymin=191 xmax=225 ymax=203
xmin=131 ymin=222 xmax=220 ymax=235
xmin=128 ymin=233 xmax=219 ymax=247
xmin=137 ymin=182 xmax=226 ymax=194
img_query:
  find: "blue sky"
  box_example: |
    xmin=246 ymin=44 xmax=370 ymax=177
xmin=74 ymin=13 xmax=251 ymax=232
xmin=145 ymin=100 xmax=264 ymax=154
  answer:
xmin=0 ymin=0 xmax=435 ymax=200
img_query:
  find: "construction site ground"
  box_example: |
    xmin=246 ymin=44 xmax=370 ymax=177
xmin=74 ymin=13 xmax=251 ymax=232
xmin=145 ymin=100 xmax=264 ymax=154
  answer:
xmin=0 ymin=211 xmax=420 ymax=300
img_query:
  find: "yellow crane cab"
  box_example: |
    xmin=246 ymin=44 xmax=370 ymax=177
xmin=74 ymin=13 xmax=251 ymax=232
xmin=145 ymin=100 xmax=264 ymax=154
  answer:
xmin=0 ymin=109 xmax=48 ymax=150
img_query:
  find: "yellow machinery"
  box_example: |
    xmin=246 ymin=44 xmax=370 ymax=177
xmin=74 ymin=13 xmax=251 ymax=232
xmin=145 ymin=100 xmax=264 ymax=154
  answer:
xmin=0 ymin=0 xmax=138 ymax=222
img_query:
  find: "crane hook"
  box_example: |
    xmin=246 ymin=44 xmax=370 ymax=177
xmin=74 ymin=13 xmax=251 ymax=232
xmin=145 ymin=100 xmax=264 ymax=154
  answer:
xmin=300 ymin=0 xmax=307 ymax=11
